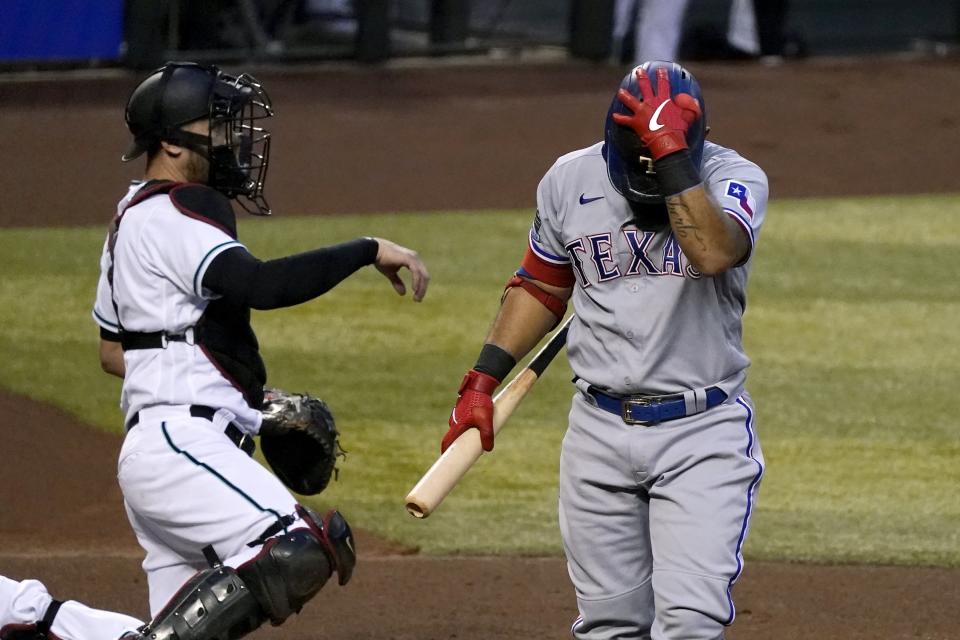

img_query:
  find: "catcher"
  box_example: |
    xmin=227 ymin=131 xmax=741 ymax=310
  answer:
xmin=92 ymin=61 xmax=429 ymax=640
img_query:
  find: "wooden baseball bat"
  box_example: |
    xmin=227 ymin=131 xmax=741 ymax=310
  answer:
xmin=404 ymin=314 xmax=574 ymax=519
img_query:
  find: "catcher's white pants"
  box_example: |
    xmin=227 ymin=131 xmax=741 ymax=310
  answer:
xmin=0 ymin=576 xmax=142 ymax=640
xmin=118 ymin=406 xmax=299 ymax=616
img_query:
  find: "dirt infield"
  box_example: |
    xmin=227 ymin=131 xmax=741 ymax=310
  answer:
xmin=2 ymin=56 xmax=959 ymax=638
xmin=2 ymin=390 xmax=959 ymax=639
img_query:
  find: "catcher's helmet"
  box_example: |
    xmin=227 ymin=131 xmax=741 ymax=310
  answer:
xmin=603 ymin=60 xmax=706 ymax=204
xmin=122 ymin=61 xmax=274 ymax=215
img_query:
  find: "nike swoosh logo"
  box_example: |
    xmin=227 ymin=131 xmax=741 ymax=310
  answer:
xmin=648 ymin=101 xmax=669 ymax=131
xmin=579 ymin=193 xmax=604 ymax=205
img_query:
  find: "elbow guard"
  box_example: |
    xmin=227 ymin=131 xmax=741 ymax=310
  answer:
xmin=503 ymin=275 xmax=567 ymax=321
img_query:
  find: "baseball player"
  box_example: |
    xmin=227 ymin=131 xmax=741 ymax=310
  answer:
xmin=91 ymin=62 xmax=428 ymax=639
xmin=442 ymin=61 xmax=767 ymax=639
xmin=1 ymin=575 xmax=142 ymax=640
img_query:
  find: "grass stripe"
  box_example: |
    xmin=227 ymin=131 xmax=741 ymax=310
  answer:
xmin=0 ymin=194 xmax=957 ymax=564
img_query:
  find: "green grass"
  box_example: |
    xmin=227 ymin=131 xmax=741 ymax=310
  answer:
xmin=1 ymin=193 xmax=958 ymax=564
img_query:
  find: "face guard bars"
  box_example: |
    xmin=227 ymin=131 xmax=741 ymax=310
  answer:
xmin=209 ymin=72 xmax=274 ymax=216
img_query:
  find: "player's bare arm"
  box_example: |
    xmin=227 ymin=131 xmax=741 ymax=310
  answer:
xmin=98 ymin=337 xmax=125 ymax=378
xmin=440 ymin=269 xmax=571 ymax=453
xmin=486 ymin=278 xmax=572 ymax=360
xmin=665 ymin=186 xmax=750 ymax=274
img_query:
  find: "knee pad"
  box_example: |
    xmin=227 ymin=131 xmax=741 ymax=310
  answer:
xmin=236 ymin=507 xmax=356 ymax=625
xmin=138 ymin=567 xmax=264 ymax=640
xmin=299 ymin=506 xmax=356 ymax=586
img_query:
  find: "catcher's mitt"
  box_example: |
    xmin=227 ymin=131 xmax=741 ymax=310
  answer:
xmin=259 ymin=388 xmax=344 ymax=495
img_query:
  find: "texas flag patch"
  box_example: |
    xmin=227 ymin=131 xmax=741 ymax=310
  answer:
xmin=725 ymin=181 xmax=754 ymax=218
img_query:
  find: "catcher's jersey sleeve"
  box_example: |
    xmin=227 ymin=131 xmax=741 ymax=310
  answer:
xmin=701 ymin=142 xmax=769 ymax=259
xmin=93 ymin=202 xmax=244 ymax=334
xmin=145 ymin=210 xmax=245 ymax=301
xmin=92 ymin=183 xmax=243 ymax=333
xmin=109 ymin=197 xmax=245 ymax=335
xmin=93 ymin=182 xmax=142 ymax=336
xmin=92 ymin=236 xmax=120 ymax=336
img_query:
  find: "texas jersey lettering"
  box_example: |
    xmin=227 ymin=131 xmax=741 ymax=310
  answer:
xmin=524 ymin=140 xmax=766 ymax=396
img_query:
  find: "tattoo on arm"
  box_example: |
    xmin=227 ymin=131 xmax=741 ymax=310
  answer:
xmin=666 ymin=200 xmax=707 ymax=252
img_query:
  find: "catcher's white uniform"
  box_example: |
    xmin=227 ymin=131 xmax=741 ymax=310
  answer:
xmin=0 ymin=576 xmax=142 ymax=640
xmin=92 ymin=182 xmax=302 ymax=615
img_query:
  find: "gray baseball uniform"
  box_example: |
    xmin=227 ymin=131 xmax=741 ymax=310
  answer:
xmin=524 ymin=140 xmax=767 ymax=639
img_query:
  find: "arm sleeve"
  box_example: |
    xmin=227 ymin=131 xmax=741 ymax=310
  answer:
xmin=91 ymin=235 xmax=121 ymax=337
xmin=202 ymin=238 xmax=379 ymax=310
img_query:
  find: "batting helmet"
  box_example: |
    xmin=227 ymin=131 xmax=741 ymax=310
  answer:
xmin=603 ymin=61 xmax=707 ymax=204
xmin=122 ymin=61 xmax=274 ymax=215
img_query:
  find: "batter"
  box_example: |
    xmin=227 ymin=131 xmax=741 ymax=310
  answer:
xmin=442 ymin=61 xmax=767 ymax=639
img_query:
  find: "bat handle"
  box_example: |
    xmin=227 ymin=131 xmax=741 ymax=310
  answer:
xmin=404 ymin=315 xmax=575 ymax=518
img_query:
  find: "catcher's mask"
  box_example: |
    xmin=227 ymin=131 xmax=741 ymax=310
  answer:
xmin=122 ymin=61 xmax=274 ymax=216
xmin=603 ymin=60 xmax=707 ymax=205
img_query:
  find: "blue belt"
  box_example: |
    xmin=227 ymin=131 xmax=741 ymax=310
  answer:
xmin=588 ymin=386 xmax=728 ymax=426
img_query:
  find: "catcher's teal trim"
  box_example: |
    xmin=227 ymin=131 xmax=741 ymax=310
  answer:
xmin=93 ymin=308 xmax=119 ymax=331
xmin=193 ymin=240 xmax=243 ymax=297
xmin=161 ymin=421 xmax=287 ymax=528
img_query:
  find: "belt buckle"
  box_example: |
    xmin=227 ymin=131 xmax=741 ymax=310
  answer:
xmin=237 ymin=433 xmax=256 ymax=457
xmin=621 ymin=397 xmax=655 ymax=426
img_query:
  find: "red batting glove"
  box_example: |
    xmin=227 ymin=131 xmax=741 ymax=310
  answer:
xmin=611 ymin=67 xmax=703 ymax=161
xmin=441 ymin=369 xmax=499 ymax=453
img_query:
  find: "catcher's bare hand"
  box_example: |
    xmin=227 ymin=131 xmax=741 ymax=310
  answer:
xmin=372 ymin=238 xmax=429 ymax=302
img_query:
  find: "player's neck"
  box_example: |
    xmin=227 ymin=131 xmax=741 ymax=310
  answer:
xmin=143 ymin=155 xmax=196 ymax=185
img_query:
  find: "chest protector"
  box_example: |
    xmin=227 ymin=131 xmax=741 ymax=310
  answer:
xmin=108 ymin=181 xmax=266 ymax=408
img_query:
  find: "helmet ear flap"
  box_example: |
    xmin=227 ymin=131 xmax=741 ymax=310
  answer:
xmin=610 ymin=122 xmax=645 ymax=165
